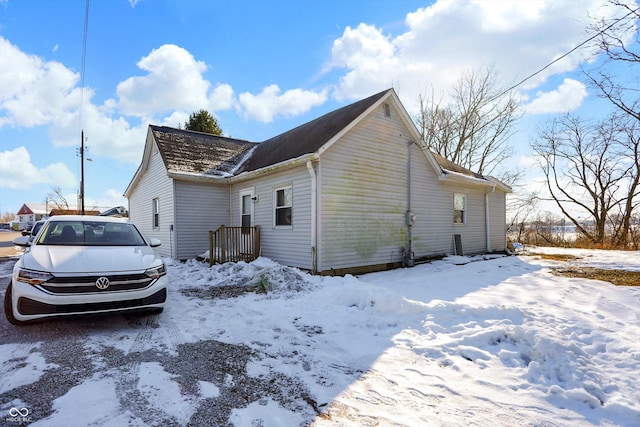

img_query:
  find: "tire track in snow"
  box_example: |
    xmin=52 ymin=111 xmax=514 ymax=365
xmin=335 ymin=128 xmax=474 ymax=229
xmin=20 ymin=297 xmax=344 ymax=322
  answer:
xmin=114 ymin=312 xmax=186 ymax=424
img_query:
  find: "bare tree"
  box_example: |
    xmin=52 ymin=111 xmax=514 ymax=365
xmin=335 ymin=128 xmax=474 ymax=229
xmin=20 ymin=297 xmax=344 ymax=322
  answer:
xmin=586 ymin=1 xmax=640 ymax=121
xmin=610 ymin=118 xmax=640 ymax=247
xmin=531 ymin=113 xmax=639 ymax=246
xmin=47 ymin=187 xmax=71 ymax=212
xmin=506 ymin=187 xmax=539 ymax=243
xmin=415 ymin=66 xmax=522 ymax=185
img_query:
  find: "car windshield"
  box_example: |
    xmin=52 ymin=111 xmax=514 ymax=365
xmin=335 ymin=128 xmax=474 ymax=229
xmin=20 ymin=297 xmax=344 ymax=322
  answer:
xmin=36 ymin=220 xmax=147 ymax=246
xmin=31 ymin=221 xmax=45 ymax=236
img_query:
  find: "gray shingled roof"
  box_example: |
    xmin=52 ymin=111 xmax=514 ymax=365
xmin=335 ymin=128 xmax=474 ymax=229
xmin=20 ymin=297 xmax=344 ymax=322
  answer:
xmin=150 ymin=126 xmax=256 ymax=177
xmin=430 ymin=152 xmax=486 ymax=179
xmin=239 ymin=89 xmax=391 ymax=172
xmin=149 ymin=89 xmax=489 ymax=184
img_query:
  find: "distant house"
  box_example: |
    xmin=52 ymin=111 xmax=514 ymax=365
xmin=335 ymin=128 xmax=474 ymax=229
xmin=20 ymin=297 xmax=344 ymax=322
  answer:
xmin=49 ymin=208 xmax=101 ymax=216
xmin=14 ymin=203 xmax=119 ymax=229
xmin=14 ymin=203 xmax=49 ymax=229
xmin=125 ymin=89 xmax=511 ymax=274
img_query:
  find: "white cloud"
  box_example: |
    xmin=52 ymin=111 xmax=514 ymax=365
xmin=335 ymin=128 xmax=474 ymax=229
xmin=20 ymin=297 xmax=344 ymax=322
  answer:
xmin=0 ymin=36 xmax=83 ymax=128
xmin=238 ymin=85 xmax=328 ymax=123
xmin=84 ymin=188 xmax=128 ymax=211
xmin=46 ymin=102 xmax=148 ymax=164
xmin=525 ymin=78 xmax=588 ymax=114
xmin=0 ymin=147 xmax=76 ymax=190
xmin=327 ymin=0 xmax=621 ymax=107
xmin=208 ymin=83 xmax=235 ymax=112
xmin=328 ymin=23 xmax=398 ymax=101
xmin=116 ymin=44 xmax=211 ymax=117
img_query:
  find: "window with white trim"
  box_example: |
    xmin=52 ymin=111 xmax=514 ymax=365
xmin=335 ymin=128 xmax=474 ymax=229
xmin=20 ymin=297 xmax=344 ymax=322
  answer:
xmin=152 ymin=198 xmax=160 ymax=228
xmin=453 ymin=193 xmax=466 ymax=224
xmin=241 ymin=192 xmax=253 ymax=234
xmin=274 ymin=185 xmax=292 ymax=227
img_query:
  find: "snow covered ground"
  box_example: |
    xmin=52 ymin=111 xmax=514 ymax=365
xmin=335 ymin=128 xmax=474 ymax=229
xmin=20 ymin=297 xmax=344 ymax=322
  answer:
xmin=1 ymin=246 xmax=639 ymax=426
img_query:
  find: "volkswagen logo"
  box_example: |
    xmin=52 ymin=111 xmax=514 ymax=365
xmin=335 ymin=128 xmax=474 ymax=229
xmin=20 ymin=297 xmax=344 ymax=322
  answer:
xmin=95 ymin=277 xmax=110 ymax=290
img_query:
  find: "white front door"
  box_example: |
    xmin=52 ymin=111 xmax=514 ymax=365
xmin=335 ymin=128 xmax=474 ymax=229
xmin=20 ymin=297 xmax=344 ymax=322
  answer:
xmin=240 ymin=188 xmax=254 ymax=229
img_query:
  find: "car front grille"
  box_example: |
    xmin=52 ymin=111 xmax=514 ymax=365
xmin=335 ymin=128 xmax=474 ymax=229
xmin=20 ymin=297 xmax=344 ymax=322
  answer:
xmin=40 ymin=273 xmax=154 ymax=294
xmin=17 ymin=288 xmax=167 ymax=316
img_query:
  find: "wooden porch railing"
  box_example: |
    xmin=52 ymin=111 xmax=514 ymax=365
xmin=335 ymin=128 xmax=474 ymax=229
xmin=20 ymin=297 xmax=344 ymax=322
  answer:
xmin=208 ymin=225 xmax=260 ymax=266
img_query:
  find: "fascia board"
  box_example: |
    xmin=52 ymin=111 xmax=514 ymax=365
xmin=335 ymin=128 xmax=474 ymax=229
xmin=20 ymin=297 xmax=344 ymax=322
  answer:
xmin=124 ymin=128 xmax=156 ymax=197
xmin=439 ymin=170 xmax=510 ymax=192
xmin=228 ymin=153 xmax=316 ymax=183
xmin=166 ymin=171 xmax=229 ymax=183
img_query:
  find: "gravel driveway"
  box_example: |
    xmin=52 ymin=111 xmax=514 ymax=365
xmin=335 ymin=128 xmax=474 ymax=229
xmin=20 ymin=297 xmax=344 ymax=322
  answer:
xmin=0 ymin=257 xmax=318 ymax=426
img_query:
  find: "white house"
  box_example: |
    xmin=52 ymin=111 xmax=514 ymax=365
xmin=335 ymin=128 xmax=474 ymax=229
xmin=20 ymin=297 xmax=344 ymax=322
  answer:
xmin=125 ymin=89 xmax=511 ymax=274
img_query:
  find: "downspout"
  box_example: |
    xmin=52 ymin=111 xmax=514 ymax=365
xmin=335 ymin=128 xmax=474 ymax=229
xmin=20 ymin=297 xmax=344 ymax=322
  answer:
xmin=404 ymin=141 xmax=415 ymax=267
xmin=306 ymin=160 xmax=318 ymax=273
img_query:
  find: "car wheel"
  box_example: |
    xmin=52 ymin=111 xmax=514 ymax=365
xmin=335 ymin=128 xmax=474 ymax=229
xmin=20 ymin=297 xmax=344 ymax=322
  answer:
xmin=4 ymin=281 xmax=25 ymax=326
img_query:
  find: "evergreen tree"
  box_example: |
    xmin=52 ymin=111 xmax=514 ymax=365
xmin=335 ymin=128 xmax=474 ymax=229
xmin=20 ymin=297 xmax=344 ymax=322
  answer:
xmin=184 ymin=109 xmax=223 ymax=135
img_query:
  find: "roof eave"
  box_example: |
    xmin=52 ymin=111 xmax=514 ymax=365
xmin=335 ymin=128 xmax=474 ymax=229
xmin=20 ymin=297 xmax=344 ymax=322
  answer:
xmin=167 ymin=171 xmax=230 ymax=183
xmin=229 ymin=153 xmax=316 ymax=183
xmin=124 ymin=128 xmax=156 ymax=198
xmin=439 ymin=170 xmax=511 ymax=192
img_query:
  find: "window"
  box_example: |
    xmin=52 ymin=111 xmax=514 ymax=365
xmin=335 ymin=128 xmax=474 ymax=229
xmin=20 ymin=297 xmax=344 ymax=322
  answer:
xmin=274 ymin=186 xmax=292 ymax=227
xmin=152 ymin=198 xmax=159 ymax=228
xmin=453 ymin=193 xmax=466 ymax=224
xmin=383 ymin=102 xmax=391 ymax=117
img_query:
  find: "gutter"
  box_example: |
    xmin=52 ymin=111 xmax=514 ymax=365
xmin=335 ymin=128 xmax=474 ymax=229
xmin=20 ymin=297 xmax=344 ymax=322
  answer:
xmin=229 ymin=153 xmax=316 ymax=183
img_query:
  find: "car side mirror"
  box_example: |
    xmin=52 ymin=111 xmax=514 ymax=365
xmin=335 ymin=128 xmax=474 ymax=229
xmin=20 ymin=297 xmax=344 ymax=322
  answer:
xmin=13 ymin=236 xmax=31 ymax=247
xmin=149 ymin=238 xmax=162 ymax=247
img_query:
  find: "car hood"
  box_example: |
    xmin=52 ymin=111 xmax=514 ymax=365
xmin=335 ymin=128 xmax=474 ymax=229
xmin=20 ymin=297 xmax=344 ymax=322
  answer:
xmin=21 ymin=245 xmax=162 ymax=273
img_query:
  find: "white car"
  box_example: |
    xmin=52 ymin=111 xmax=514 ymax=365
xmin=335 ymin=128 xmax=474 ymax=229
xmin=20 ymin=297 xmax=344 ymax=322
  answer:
xmin=4 ymin=215 xmax=167 ymax=325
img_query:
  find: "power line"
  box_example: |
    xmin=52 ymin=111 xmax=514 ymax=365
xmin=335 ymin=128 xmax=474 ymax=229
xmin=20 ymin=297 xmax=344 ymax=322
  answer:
xmin=492 ymin=6 xmax=639 ymax=102
xmin=79 ymin=0 xmax=90 ymax=126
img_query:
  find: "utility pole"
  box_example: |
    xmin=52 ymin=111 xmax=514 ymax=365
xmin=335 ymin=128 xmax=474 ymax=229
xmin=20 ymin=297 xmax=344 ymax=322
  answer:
xmin=80 ymin=130 xmax=85 ymax=215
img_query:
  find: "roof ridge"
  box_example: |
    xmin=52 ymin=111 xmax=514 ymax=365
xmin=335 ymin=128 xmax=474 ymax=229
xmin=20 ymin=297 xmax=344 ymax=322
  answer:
xmin=149 ymin=124 xmax=256 ymax=145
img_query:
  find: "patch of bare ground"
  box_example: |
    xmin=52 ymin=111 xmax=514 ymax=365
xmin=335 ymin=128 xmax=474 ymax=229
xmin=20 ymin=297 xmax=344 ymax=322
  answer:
xmin=523 ymin=252 xmax=639 ymax=286
xmin=551 ymin=267 xmax=640 ymax=287
xmin=527 ymin=253 xmax=580 ymax=261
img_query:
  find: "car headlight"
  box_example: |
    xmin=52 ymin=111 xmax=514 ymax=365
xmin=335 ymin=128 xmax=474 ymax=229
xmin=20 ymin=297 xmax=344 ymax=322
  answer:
xmin=15 ymin=268 xmax=54 ymax=285
xmin=145 ymin=264 xmax=166 ymax=279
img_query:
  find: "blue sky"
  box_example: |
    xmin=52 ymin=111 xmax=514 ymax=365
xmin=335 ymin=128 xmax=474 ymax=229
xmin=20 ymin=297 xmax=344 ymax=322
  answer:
xmin=0 ymin=0 xmax=636 ymax=216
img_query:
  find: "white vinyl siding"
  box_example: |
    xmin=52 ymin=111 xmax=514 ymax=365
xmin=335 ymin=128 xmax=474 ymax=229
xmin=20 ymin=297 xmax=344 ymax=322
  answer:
xmin=488 ymin=190 xmax=507 ymax=251
xmin=318 ymin=104 xmax=409 ymax=272
xmin=174 ymin=181 xmax=229 ymax=260
xmin=407 ymin=143 xmax=457 ymax=257
xmin=230 ymin=166 xmax=312 ymax=269
xmin=128 ymin=140 xmax=175 ymax=258
xmin=318 ymin=100 xmax=501 ymax=271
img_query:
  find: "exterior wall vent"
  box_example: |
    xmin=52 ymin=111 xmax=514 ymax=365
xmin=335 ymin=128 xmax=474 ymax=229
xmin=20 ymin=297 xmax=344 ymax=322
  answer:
xmin=383 ymin=102 xmax=391 ymax=117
